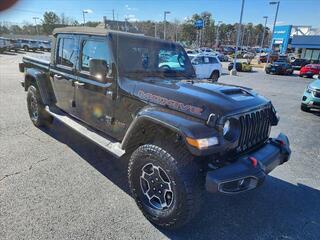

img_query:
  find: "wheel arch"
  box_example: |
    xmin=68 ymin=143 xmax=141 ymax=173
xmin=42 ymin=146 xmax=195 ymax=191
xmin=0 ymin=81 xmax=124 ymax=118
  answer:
xmin=210 ymin=69 xmax=220 ymax=79
xmin=24 ymin=68 xmax=56 ymax=105
xmin=121 ymin=107 xmax=218 ymax=156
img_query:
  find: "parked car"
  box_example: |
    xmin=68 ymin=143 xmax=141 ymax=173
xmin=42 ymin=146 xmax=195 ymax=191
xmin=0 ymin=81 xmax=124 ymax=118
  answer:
xmin=301 ymin=78 xmax=320 ymax=112
xmin=19 ymin=26 xmax=291 ymax=229
xmin=0 ymin=37 xmax=8 ymax=53
xmin=265 ymin=61 xmax=294 ymax=75
xmin=39 ymin=41 xmax=51 ymax=51
xmin=20 ymin=39 xmax=39 ymax=51
xmin=228 ymin=62 xmax=252 ymax=72
xmin=299 ymin=64 xmax=320 ymax=78
xmin=243 ymin=52 xmax=255 ymax=59
xmin=189 ymin=53 xmax=222 ymax=81
xmin=259 ymin=53 xmax=279 ymax=63
xmin=291 ymin=58 xmax=309 ymax=70
xmin=217 ymin=53 xmax=229 ymax=62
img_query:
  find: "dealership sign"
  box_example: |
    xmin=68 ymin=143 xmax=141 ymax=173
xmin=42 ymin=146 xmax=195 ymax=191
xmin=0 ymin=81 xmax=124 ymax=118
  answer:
xmin=272 ymin=25 xmax=292 ymax=54
xmin=195 ymin=19 xmax=204 ymax=29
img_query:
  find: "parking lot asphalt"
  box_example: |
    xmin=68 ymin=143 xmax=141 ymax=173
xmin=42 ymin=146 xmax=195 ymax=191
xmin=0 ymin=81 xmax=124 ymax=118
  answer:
xmin=0 ymin=51 xmax=319 ymax=240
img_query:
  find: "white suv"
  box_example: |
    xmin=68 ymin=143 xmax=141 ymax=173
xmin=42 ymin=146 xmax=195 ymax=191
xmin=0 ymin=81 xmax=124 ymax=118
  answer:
xmin=188 ymin=53 xmax=222 ymax=81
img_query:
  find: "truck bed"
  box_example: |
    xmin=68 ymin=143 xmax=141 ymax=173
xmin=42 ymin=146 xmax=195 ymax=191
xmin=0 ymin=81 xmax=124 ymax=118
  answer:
xmin=23 ymin=55 xmax=50 ymax=70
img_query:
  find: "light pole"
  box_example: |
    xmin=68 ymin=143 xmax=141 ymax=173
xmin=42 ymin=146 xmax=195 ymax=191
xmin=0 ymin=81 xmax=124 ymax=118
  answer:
xmin=266 ymin=1 xmax=280 ymax=65
xmin=163 ymin=11 xmax=170 ymax=40
xmin=215 ymin=21 xmax=222 ymax=49
xmin=33 ymin=17 xmax=39 ymax=35
xmin=82 ymin=10 xmax=89 ymax=26
xmin=231 ymin=0 xmax=245 ymax=76
xmin=259 ymin=16 xmax=268 ymax=63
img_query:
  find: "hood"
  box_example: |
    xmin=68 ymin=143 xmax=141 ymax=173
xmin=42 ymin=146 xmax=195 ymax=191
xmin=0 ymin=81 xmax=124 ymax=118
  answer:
xmin=310 ymin=79 xmax=320 ymax=90
xmin=132 ymin=79 xmax=270 ymax=121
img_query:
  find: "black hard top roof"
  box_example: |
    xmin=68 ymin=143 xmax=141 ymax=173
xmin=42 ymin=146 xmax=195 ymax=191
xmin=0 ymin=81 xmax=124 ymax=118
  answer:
xmin=52 ymin=27 xmax=177 ymax=44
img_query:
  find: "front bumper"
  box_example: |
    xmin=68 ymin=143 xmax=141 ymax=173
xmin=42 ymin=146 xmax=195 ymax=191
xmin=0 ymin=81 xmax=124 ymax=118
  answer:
xmin=302 ymin=90 xmax=320 ymax=109
xmin=206 ymin=133 xmax=291 ymax=194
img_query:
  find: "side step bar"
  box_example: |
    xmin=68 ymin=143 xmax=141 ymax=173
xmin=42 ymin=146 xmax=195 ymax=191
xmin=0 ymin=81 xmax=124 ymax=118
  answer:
xmin=45 ymin=106 xmax=125 ymax=158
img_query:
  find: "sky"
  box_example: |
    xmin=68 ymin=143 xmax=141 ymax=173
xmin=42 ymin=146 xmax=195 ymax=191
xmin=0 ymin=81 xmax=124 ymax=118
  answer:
xmin=0 ymin=0 xmax=319 ymax=28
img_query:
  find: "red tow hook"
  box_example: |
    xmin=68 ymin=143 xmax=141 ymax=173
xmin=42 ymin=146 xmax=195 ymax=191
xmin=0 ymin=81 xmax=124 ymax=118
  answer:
xmin=248 ymin=156 xmax=258 ymax=167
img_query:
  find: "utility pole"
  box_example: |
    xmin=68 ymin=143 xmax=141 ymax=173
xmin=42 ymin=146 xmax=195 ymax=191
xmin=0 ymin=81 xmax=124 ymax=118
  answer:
xmin=82 ymin=10 xmax=89 ymax=26
xmin=259 ymin=16 xmax=268 ymax=63
xmin=154 ymin=22 xmax=157 ymax=38
xmin=125 ymin=18 xmax=129 ymax=32
xmin=266 ymin=1 xmax=280 ymax=65
xmin=215 ymin=21 xmax=222 ymax=49
xmin=112 ymin=9 xmax=115 ymax=21
xmin=33 ymin=17 xmax=39 ymax=35
xmin=231 ymin=0 xmax=245 ymax=76
xmin=163 ymin=11 xmax=170 ymax=40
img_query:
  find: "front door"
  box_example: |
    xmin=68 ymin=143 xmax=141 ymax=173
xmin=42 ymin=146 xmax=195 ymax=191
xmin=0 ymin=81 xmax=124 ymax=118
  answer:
xmin=75 ymin=36 xmax=116 ymax=137
xmin=51 ymin=35 xmax=78 ymax=114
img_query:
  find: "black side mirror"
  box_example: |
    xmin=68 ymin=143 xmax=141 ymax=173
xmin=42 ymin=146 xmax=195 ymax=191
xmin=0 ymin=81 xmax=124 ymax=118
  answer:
xmin=89 ymin=59 xmax=109 ymax=82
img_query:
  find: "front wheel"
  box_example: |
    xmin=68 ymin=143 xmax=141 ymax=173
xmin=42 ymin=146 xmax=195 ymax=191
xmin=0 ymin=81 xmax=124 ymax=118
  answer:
xmin=128 ymin=143 xmax=203 ymax=229
xmin=27 ymin=85 xmax=53 ymax=127
xmin=301 ymin=104 xmax=310 ymax=112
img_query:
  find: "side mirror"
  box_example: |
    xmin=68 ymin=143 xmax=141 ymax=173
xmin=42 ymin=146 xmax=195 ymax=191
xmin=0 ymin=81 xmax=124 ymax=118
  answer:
xmin=89 ymin=59 xmax=109 ymax=82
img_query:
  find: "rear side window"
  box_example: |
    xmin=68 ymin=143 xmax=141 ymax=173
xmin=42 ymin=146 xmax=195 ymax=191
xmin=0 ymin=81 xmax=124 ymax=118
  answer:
xmin=208 ymin=57 xmax=219 ymax=64
xmin=57 ymin=37 xmax=77 ymax=68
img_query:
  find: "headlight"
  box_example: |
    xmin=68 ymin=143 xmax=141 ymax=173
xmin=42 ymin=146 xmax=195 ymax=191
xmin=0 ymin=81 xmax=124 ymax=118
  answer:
xmin=306 ymin=85 xmax=313 ymax=93
xmin=223 ymin=120 xmax=230 ymax=136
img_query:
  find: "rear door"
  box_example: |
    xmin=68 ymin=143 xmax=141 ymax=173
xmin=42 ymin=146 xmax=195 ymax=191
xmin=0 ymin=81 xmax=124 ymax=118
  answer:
xmin=74 ymin=35 xmax=116 ymax=136
xmin=50 ymin=34 xmax=78 ymax=114
xmin=192 ymin=56 xmax=206 ymax=78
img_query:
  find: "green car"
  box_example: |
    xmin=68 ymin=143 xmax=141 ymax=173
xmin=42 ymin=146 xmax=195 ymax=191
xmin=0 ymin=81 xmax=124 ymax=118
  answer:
xmin=301 ymin=78 xmax=320 ymax=112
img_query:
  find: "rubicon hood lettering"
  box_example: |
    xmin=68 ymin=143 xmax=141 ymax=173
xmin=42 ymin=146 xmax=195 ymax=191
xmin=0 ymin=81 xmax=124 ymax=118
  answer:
xmin=138 ymin=90 xmax=203 ymax=115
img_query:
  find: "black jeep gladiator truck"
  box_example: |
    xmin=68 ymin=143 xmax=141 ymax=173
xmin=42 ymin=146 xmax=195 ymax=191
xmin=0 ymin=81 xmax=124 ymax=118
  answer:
xmin=19 ymin=27 xmax=291 ymax=229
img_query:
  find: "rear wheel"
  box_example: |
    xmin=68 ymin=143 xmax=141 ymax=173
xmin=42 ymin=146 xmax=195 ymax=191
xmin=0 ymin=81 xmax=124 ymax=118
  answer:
xmin=210 ymin=71 xmax=219 ymax=82
xmin=23 ymin=45 xmax=29 ymax=51
xmin=27 ymin=85 xmax=53 ymax=127
xmin=128 ymin=142 xmax=203 ymax=229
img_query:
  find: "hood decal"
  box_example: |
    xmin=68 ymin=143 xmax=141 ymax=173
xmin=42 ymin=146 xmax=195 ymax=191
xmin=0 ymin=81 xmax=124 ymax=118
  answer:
xmin=138 ymin=90 xmax=203 ymax=115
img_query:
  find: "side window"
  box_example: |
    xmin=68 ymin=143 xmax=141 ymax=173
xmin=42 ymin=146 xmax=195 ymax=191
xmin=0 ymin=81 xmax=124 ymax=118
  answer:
xmin=81 ymin=39 xmax=111 ymax=72
xmin=209 ymin=57 xmax=218 ymax=64
xmin=203 ymin=57 xmax=210 ymax=64
xmin=193 ymin=57 xmax=204 ymax=65
xmin=56 ymin=37 xmax=77 ymax=68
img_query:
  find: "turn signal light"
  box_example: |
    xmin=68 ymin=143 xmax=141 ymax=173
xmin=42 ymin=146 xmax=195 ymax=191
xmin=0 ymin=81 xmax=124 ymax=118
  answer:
xmin=186 ymin=136 xmax=219 ymax=150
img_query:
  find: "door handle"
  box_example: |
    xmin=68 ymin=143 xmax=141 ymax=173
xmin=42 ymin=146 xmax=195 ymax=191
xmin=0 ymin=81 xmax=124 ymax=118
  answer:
xmin=54 ymin=74 xmax=63 ymax=80
xmin=74 ymin=81 xmax=85 ymax=86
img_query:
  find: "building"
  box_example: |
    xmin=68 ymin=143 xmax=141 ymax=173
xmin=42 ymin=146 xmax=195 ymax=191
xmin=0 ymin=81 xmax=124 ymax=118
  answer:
xmin=271 ymin=25 xmax=320 ymax=61
xmin=291 ymin=35 xmax=320 ymax=62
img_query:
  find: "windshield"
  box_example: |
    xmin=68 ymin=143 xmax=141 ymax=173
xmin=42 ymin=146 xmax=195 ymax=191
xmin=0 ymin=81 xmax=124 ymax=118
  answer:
xmin=114 ymin=35 xmax=195 ymax=79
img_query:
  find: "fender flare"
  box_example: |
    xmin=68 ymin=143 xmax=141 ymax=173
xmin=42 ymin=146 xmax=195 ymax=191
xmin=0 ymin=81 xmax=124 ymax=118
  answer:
xmin=121 ymin=107 xmax=218 ymax=155
xmin=24 ymin=68 xmax=56 ymax=105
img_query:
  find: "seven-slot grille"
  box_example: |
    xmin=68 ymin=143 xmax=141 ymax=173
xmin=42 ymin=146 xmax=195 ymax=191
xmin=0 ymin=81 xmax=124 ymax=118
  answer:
xmin=236 ymin=106 xmax=272 ymax=152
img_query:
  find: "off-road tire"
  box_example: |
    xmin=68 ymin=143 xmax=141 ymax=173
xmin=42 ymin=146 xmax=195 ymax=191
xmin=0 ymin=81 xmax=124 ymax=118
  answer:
xmin=300 ymin=104 xmax=310 ymax=112
xmin=210 ymin=71 xmax=219 ymax=82
xmin=27 ymin=85 xmax=53 ymax=127
xmin=128 ymin=143 xmax=203 ymax=229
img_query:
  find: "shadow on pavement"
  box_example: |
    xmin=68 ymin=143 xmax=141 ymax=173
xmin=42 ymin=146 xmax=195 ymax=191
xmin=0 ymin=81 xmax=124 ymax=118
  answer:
xmin=41 ymin=121 xmax=320 ymax=240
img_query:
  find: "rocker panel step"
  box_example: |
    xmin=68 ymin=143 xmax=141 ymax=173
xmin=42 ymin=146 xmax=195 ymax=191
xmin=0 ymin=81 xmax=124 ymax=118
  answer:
xmin=45 ymin=106 xmax=125 ymax=158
